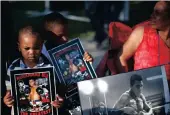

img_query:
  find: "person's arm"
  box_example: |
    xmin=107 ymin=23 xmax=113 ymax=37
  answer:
xmin=139 ymin=94 xmax=153 ymax=115
xmin=3 ymin=68 xmax=14 ymax=108
xmin=113 ymin=94 xmax=129 ymax=109
xmin=116 ymin=26 xmax=144 ymax=73
xmin=113 ymin=93 xmax=137 ymax=115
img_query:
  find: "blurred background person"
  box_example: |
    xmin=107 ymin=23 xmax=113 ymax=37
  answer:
xmin=84 ymin=1 xmax=124 ymax=49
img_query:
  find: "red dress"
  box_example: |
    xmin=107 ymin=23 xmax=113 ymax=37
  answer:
xmin=134 ymin=26 xmax=170 ymax=81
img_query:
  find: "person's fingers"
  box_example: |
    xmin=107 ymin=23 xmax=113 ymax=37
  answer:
xmin=5 ymin=95 xmax=13 ymax=100
xmin=54 ymin=99 xmax=63 ymax=104
xmin=4 ymin=91 xmax=13 ymax=104
xmin=56 ymin=95 xmax=64 ymax=102
xmin=51 ymin=101 xmax=62 ymax=108
xmin=3 ymin=91 xmax=14 ymax=107
xmin=4 ymin=99 xmax=14 ymax=107
xmin=83 ymin=52 xmax=93 ymax=62
xmin=62 ymin=36 xmax=68 ymax=41
xmin=51 ymin=102 xmax=60 ymax=108
xmin=5 ymin=91 xmax=11 ymax=97
xmin=6 ymin=97 xmax=13 ymax=102
xmin=83 ymin=52 xmax=88 ymax=60
xmin=86 ymin=57 xmax=93 ymax=61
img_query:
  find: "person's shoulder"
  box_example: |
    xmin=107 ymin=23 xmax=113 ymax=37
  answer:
xmin=128 ymin=26 xmax=145 ymax=42
xmin=8 ymin=58 xmax=21 ymax=70
xmin=7 ymin=58 xmax=21 ymax=77
xmin=132 ymin=26 xmax=145 ymax=33
xmin=120 ymin=91 xmax=130 ymax=100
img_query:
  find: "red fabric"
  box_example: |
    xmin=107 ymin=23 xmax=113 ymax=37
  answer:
xmin=96 ymin=22 xmax=132 ymax=77
xmin=109 ymin=22 xmax=132 ymax=49
xmin=134 ymin=26 xmax=170 ymax=80
xmin=96 ymin=52 xmax=109 ymax=77
xmin=96 ymin=22 xmax=133 ymax=77
xmin=96 ymin=51 xmax=118 ymax=77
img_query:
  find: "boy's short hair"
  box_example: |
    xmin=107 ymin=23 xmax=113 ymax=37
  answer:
xmin=43 ymin=12 xmax=68 ymax=31
xmin=130 ymin=74 xmax=143 ymax=87
xmin=18 ymin=23 xmax=43 ymax=42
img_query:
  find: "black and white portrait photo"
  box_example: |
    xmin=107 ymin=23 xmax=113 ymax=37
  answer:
xmin=78 ymin=66 xmax=170 ymax=115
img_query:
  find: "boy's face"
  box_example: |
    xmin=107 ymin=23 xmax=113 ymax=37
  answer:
xmin=18 ymin=34 xmax=42 ymax=64
xmin=52 ymin=23 xmax=68 ymax=41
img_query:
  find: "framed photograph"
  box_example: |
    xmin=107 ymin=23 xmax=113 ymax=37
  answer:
xmin=10 ymin=67 xmax=57 ymax=115
xmin=48 ymin=38 xmax=97 ymax=98
xmin=78 ymin=65 xmax=170 ymax=115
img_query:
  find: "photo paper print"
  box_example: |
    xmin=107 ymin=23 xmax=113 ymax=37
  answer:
xmin=48 ymin=38 xmax=97 ymax=98
xmin=78 ymin=65 xmax=170 ymax=115
xmin=10 ymin=67 xmax=57 ymax=115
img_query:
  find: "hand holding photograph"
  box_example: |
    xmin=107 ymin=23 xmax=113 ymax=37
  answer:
xmin=48 ymin=38 xmax=97 ymax=98
xmin=10 ymin=67 xmax=57 ymax=115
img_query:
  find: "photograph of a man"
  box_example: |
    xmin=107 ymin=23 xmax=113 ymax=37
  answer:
xmin=28 ymin=79 xmax=42 ymax=112
xmin=78 ymin=66 xmax=170 ymax=115
xmin=113 ymin=74 xmax=153 ymax=115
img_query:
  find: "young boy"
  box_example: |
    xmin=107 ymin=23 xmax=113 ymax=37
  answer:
xmin=41 ymin=12 xmax=93 ymax=62
xmin=41 ymin=12 xmax=93 ymax=114
xmin=3 ymin=24 xmax=64 ymax=114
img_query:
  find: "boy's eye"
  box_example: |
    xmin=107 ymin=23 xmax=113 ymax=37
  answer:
xmin=24 ymin=47 xmax=30 ymax=50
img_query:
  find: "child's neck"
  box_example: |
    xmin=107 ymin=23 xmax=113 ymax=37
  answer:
xmin=23 ymin=60 xmax=38 ymax=68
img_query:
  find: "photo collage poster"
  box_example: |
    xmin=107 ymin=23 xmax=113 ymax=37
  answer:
xmin=10 ymin=67 xmax=57 ymax=115
xmin=48 ymin=38 xmax=97 ymax=99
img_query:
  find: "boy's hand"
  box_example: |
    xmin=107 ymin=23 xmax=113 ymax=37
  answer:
xmin=83 ymin=52 xmax=93 ymax=63
xmin=51 ymin=95 xmax=64 ymax=108
xmin=3 ymin=90 xmax=14 ymax=107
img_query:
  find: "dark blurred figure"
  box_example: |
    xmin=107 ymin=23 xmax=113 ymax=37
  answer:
xmin=85 ymin=1 xmax=124 ymax=48
xmin=50 ymin=1 xmax=84 ymax=11
xmin=1 ymin=1 xmax=16 ymax=115
xmin=103 ymin=1 xmax=124 ymax=24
